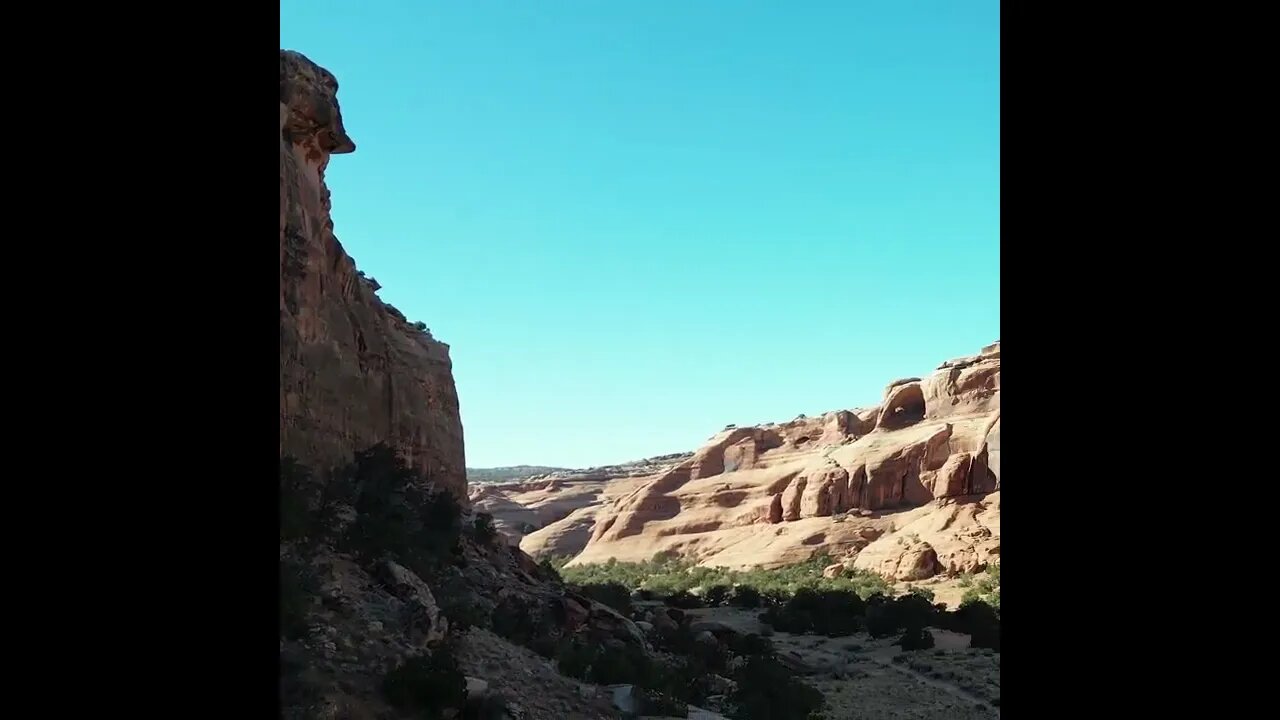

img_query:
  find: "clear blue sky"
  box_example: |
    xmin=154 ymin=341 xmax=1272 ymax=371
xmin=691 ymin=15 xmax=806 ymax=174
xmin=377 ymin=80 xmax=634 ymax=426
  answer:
xmin=281 ymin=1 xmax=1000 ymax=469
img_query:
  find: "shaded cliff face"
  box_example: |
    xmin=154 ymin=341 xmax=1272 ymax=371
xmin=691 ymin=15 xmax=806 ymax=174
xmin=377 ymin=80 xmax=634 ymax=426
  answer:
xmin=279 ymin=50 xmax=466 ymax=498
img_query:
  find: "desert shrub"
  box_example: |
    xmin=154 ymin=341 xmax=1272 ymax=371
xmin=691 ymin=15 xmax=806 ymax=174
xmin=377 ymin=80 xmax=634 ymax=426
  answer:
xmin=894 ymin=592 xmax=936 ymax=632
xmin=437 ymin=593 xmax=492 ymax=632
xmin=559 ymin=553 xmax=891 ymax=603
xmin=544 ymin=555 xmax=572 ymax=571
xmin=897 ymin=627 xmax=935 ymax=651
xmin=729 ymin=655 xmax=824 ymax=720
xmin=956 ymin=599 xmax=1001 ymax=652
xmin=905 ymin=585 xmax=936 ymax=602
xmin=864 ymin=597 xmax=900 ymax=638
xmin=731 ymin=585 xmax=762 ymax=608
xmin=536 ymin=558 xmax=564 ymax=584
xmin=382 ymin=647 xmax=467 ymax=719
xmin=960 ymin=564 xmax=1000 ymax=610
xmin=704 ymin=584 xmax=732 ymax=607
xmin=472 ymin=512 xmax=498 ymax=544
xmin=339 ymin=445 xmax=463 ymax=575
xmin=763 ymin=588 xmax=864 ymax=636
xmin=574 ymin=582 xmax=633 ymax=615
xmin=556 ymin=637 xmax=696 ymax=703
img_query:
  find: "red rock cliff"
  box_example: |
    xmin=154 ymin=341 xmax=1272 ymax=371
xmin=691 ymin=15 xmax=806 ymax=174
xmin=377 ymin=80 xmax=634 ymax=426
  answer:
xmin=279 ymin=50 xmax=466 ymax=498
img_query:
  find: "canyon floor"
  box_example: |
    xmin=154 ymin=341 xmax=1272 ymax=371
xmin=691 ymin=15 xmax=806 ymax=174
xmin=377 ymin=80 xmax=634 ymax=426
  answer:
xmin=454 ymin=603 xmax=999 ymax=720
xmin=687 ymin=606 xmax=998 ymax=720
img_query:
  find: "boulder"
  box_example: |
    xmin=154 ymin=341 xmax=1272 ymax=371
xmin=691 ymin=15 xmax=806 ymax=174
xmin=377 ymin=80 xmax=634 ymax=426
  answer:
xmin=374 ymin=559 xmax=448 ymax=646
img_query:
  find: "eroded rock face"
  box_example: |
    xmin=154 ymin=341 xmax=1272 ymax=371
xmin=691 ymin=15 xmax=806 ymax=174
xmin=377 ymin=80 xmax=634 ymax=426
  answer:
xmin=556 ymin=344 xmax=1000 ymax=578
xmin=877 ymin=382 xmax=927 ymax=431
xmin=279 ymin=50 xmax=466 ymax=498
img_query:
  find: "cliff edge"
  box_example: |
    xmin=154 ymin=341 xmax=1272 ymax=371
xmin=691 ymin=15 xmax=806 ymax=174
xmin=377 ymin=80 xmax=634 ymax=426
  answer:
xmin=279 ymin=50 xmax=466 ymax=498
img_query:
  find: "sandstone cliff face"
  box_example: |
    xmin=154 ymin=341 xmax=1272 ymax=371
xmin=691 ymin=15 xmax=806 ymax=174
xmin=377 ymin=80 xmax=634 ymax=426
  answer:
xmin=279 ymin=50 xmax=466 ymax=498
xmin=525 ymin=343 xmax=1001 ymax=581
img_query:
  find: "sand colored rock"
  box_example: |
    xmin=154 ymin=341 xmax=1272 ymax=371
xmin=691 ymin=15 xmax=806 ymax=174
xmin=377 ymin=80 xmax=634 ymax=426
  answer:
xmin=482 ymin=344 xmax=999 ymax=582
xmin=852 ymin=494 xmax=1000 ymax=578
xmin=565 ymin=345 xmax=999 ymax=578
xmin=877 ymin=381 xmax=927 ymax=431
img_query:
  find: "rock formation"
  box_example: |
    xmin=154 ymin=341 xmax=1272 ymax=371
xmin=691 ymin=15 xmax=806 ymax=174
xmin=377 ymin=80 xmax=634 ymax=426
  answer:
xmin=280 ymin=51 xmax=647 ymax=720
xmin=279 ymin=50 xmax=466 ymax=499
xmin=484 ymin=343 xmax=1000 ymax=581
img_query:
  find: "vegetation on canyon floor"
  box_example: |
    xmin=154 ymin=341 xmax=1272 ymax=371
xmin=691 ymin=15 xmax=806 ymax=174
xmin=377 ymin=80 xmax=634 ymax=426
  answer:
xmin=959 ymin=563 xmax=1000 ymax=609
xmin=549 ymin=553 xmax=896 ymax=604
xmin=549 ymin=553 xmax=1001 ymax=653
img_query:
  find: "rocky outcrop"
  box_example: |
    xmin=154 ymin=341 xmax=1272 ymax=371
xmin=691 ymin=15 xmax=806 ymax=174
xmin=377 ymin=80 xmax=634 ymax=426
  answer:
xmin=374 ymin=558 xmax=449 ymax=646
xmin=852 ymin=494 xmax=999 ymax=578
xmin=280 ymin=49 xmax=466 ymax=499
xmin=877 ymin=381 xmax=927 ymax=431
xmin=554 ymin=344 xmax=1000 ymax=578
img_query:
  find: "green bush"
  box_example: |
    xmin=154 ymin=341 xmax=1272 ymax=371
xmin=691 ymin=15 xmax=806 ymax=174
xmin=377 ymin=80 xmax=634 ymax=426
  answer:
xmin=731 ymin=586 xmax=762 ymax=608
xmin=554 ymin=636 xmax=696 ymax=704
xmin=895 ymin=593 xmax=935 ymax=632
xmin=764 ymin=588 xmax=865 ymax=636
xmin=537 ymin=557 xmax=565 ymax=583
xmin=558 ymin=553 xmax=892 ymax=606
xmin=956 ymin=599 xmax=1001 ymax=652
xmin=338 ymin=445 xmax=463 ymax=575
xmin=960 ymin=563 xmax=1000 ymax=610
xmin=438 ymin=594 xmax=492 ymax=632
xmin=905 ymin=585 xmax=936 ymax=602
xmin=704 ymin=584 xmax=732 ymax=607
xmin=573 ymin=582 xmax=632 ymax=615
xmin=472 ymin=512 xmax=498 ymax=544
xmin=897 ymin=627 xmax=935 ymax=651
xmin=382 ymin=647 xmax=467 ymax=719
xmin=730 ymin=655 xmax=824 ymax=720
xmin=864 ymin=597 xmax=900 ymax=638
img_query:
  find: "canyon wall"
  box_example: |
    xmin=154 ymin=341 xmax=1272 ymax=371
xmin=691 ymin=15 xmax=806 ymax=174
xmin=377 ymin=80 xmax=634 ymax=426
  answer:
xmin=279 ymin=50 xmax=466 ymax=498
